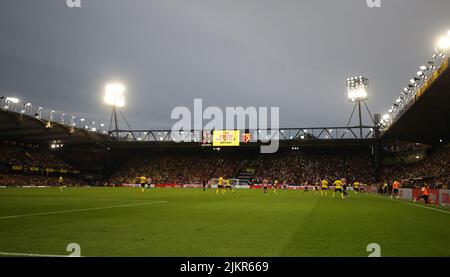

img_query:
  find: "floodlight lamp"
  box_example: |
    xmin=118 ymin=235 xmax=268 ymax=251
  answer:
xmin=437 ymin=35 xmax=450 ymax=50
xmin=347 ymin=87 xmax=368 ymax=102
xmin=104 ymin=83 xmax=126 ymax=108
xmin=346 ymin=76 xmax=369 ymax=102
xmin=6 ymin=97 xmax=19 ymax=104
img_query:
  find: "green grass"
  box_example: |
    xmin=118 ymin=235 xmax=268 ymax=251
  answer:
xmin=0 ymin=187 xmax=449 ymax=257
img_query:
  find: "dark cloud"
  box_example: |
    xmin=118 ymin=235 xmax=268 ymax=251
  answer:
xmin=0 ymin=0 xmax=449 ymax=129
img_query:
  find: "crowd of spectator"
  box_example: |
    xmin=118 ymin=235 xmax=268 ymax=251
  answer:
xmin=251 ymin=151 xmax=375 ymax=185
xmin=0 ymin=173 xmax=84 ymax=187
xmin=108 ymin=154 xmax=222 ymax=185
xmin=1 ymin=140 xmax=448 ymax=189
xmin=0 ymin=141 xmax=72 ymax=169
xmin=380 ymin=146 xmax=450 ymax=188
xmin=108 ymin=150 xmax=376 ymax=186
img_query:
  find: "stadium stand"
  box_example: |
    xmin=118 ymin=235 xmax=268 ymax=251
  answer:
xmin=0 ymin=140 xmax=72 ymax=169
xmin=107 ymin=149 xmax=376 ymax=186
xmin=380 ymin=145 xmax=450 ymax=188
xmin=0 ymin=140 xmax=85 ymax=187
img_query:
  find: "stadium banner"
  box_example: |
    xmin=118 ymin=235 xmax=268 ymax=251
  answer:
xmin=235 ymin=184 xmax=250 ymax=189
xmin=11 ymin=165 xmax=22 ymax=171
xmin=251 ymin=185 xmax=311 ymax=190
xmin=398 ymin=188 xmax=413 ymax=200
xmin=412 ymin=189 xmax=439 ymax=205
xmin=183 ymin=184 xmax=203 ymax=189
xmin=120 ymin=184 xmax=155 ymax=188
xmin=155 ymin=184 xmax=183 ymax=188
xmin=438 ymin=189 xmax=450 ymax=206
xmin=121 ymin=184 xmax=141 ymax=188
xmin=212 ymin=130 xmax=240 ymax=147
xmin=29 ymin=167 xmax=40 ymax=172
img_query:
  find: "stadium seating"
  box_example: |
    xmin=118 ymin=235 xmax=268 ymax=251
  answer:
xmin=380 ymin=146 xmax=450 ymax=188
xmin=1 ymin=139 xmax=448 ymax=188
xmin=108 ymin=150 xmax=377 ymax=186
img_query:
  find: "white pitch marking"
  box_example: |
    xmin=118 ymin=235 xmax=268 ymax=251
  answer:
xmin=0 ymin=252 xmax=75 ymax=257
xmin=0 ymin=201 xmax=168 ymax=220
xmin=0 ymin=196 xmax=148 ymax=202
xmin=371 ymin=194 xmax=450 ymax=214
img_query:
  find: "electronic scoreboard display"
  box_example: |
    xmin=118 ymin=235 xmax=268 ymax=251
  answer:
xmin=212 ymin=130 xmax=240 ymax=147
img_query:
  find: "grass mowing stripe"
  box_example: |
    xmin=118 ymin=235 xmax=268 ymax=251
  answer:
xmin=369 ymin=194 xmax=450 ymax=214
xmin=0 ymin=200 xmax=168 ymax=220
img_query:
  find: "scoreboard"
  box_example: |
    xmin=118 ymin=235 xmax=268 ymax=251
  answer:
xmin=213 ymin=130 xmax=240 ymax=146
xmin=201 ymin=130 xmax=252 ymax=147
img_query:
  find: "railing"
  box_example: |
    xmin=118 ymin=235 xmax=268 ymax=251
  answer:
xmin=109 ymin=126 xmax=377 ymax=143
xmin=0 ymin=97 xmax=108 ymax=135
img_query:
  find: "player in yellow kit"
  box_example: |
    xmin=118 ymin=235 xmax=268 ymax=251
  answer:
xmin=224 ymin=179 xmax=235 ymax=194
xmin=332 ymin=179 xmax=345 ymax=199
xmin=216 ymin=177 xmax=224 ymax=195
xmin=139 ymin=176 xmax=147 ymax=196
xmin=273 ymin=180 xmax=279 ymax=194
xmin=353 ymin=181 xmax=360 ymax=196
xmin=320 ymin=179 xmax=329 ymax=197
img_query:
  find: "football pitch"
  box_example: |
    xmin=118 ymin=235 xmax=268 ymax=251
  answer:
xmin=0 ymin=187 xmax=449 ymax=257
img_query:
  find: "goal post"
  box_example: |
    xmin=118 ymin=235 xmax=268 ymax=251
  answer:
xmin=210 ymin=178 xmax=239 ymax=187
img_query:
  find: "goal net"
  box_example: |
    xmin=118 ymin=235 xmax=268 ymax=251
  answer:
xmin=210 ymin=178 xmax=240 ymax=187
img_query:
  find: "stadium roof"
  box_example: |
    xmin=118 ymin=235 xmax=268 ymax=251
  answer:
xmin=381 ymin=58 xmax=450 ymax=144
xmin=0 ymin=109 xmax=111 ymax=145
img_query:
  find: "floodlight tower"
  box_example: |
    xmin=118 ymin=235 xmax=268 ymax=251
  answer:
xmin=346 ymin=76 xmax=374 ymax=138
xmin=103 ymin=83 xmax=135 ymax=139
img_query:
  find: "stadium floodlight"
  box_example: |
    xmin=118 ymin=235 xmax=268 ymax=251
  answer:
xmin=103 ymin=82 xmax=136 ymax=140
xmin=382 ymin=114 xmax=390 ymax=121
xmin=6 ymin=97 xmax=19 ymax=104
xmin=419 ymin=65 xmax=428 ymax=71
xmin=104 ymin=83 xmax=125 ymax=108
xmin=345 ymin=76 xmax=372 ymax=139
xmin=346 ymin=76 xmax=369 ymax=102
xmin=436 ymin=33 xmax=450 ymax=51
